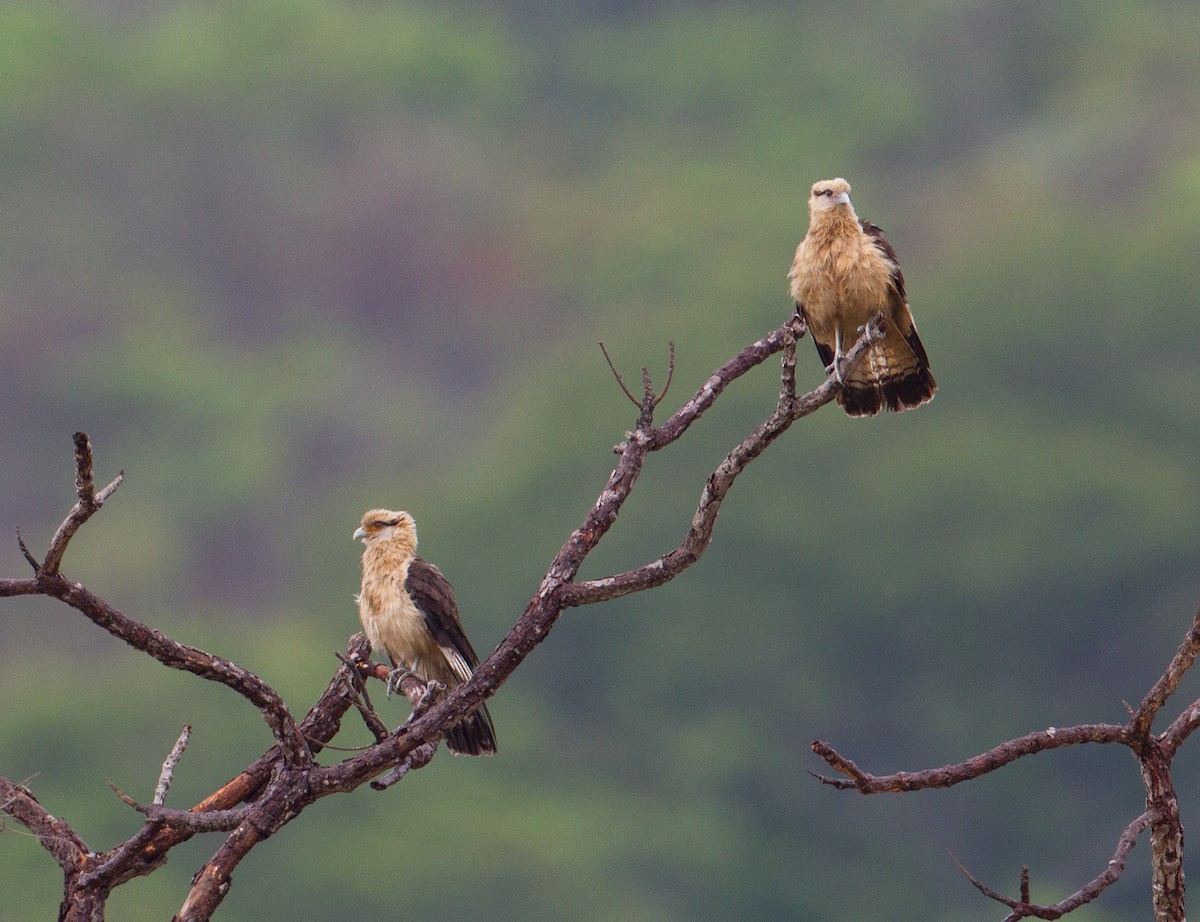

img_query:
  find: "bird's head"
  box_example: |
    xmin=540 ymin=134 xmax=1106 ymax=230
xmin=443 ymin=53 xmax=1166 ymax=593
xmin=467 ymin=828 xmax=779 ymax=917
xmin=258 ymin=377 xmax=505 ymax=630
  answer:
xmin=354 ymin=509 xmax=417 ymax=551
xmin=808 ymin=177 xmax=854 ymax=216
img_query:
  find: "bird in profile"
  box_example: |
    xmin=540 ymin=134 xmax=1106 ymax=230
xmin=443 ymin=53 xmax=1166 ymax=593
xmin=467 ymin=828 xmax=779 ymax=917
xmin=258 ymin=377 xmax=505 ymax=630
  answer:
xmin=354 ymin=509 xmax=497 ymax=756
xmin=788 ymin=177 xmax=936 ymax=416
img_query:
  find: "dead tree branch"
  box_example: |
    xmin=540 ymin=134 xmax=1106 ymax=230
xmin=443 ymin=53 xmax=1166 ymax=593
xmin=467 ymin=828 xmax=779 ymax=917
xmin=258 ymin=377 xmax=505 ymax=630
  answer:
xmin=154 ymin=726 xmax=191 ymax=806
xmin=810 ymin=723 xmax=1130 ymax=792
xmin=1132 ymin=607 xmax=1200 ymax=746
xmin=813 ymin=607 xmax=1200 ymax=920
xmin=41 ymin=431 xmax=124 ymax=576
xmin=0 ymin=776 xmax=90 ymax=873
xmin=4 ymin=316 xmax=1194 ymax=920
xmin=951 ymin=809 xmax=1157 ymax=920
xmin=4 ymin=315 xmax=882 ymax=920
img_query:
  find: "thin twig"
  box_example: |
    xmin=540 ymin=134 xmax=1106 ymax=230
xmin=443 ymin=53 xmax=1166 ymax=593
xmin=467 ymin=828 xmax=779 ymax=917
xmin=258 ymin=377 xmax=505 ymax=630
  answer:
xmin=651 ymin=342 xmax=676 ymax=408
xmin=559 ymin=320 xmax=875 ymax=609
xmin=950 ymin=809 xmax=1156 ymax=919
xmin=42 ymin=432 xmax=124 ymax=575
xmin=35 ymin=571 xmax=307 ymax=765
xmin=335 ymin=651 xmax=389 ymax=742
xmin=0 ymin=578 xmax=40 ymax=598
xmin=16 ymin=528 xmax=38 ymax=571
xmin=599 ymin=342 xmax=640 ymax=407
xmin=1161 ymin=696 xmax=1200 ymax=755
xmin=80 ymin=820 xmax=169 ymax=887
xmin=154 ymin=726 xmax=191 ymax=806
xmin=1131 ymin=605 xmax=1200 ymax=746
xmin=0 ymin=775 xmax=89 ymax=872
xmin=109 ymin=779 xmax=249 ymax=832
xmin=647 ymin=315 xmax=804 ymax=450
xmin=810 ymin=723 xmax=1130 ymax=794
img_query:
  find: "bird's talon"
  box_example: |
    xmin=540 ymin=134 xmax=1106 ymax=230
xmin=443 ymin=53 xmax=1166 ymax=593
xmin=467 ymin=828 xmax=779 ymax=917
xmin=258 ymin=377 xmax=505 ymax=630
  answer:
xmin=416 ymin=679 xmax=445 ymax=712
xmin=826 ymin=358 xmax=845 ymax=386
xmin=385 ymin=667 xmax=416 ymax=698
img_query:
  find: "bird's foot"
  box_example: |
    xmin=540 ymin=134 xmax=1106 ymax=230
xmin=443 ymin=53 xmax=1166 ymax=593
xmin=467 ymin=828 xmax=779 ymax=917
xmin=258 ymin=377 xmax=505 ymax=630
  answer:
xmin=385 ymin=667 xmax=417 ymax=698
xmin=829 ymin=329 xmax=846 ymax=385
xmin=825 ymin=355 xmax=846 ymax=386
xmin=414 ymin=679 xmax=446 ymax=716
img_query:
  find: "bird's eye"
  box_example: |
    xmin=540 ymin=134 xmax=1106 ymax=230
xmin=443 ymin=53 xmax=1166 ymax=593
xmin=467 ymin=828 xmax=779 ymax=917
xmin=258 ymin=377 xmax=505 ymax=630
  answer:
xmin=817 ymin=189 xmax=830 ymax=197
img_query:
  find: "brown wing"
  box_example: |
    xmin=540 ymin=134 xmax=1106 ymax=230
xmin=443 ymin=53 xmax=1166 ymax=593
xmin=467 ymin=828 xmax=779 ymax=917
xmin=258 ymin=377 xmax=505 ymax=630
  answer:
xmin=406 ymin=557 xmax=482 ymax=674
xmin=859 ymin=219 xmax=907 ymax=303
xmin=833 ymin=219 xmax=936 ymax=417
xmin=405 ymin=557 xmax=498 ymax=755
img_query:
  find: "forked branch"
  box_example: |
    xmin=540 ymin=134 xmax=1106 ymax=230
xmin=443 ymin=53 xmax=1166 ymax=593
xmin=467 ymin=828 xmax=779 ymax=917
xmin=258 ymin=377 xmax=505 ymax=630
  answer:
xmin=952 ymin=809 xmax=1158 ymax=920
xmin=812 ymin=605 xmax=1200 ymax=920
xmin=41 ymin=432 xmax=124 ymax=575
xmin=4 ymin=314 xmax=874 ymax=920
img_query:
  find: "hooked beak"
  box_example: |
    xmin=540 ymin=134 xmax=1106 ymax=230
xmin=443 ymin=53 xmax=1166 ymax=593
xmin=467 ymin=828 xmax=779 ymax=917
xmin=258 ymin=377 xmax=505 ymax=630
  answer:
xmin=352 ymin=526 xmax=367 ymax=543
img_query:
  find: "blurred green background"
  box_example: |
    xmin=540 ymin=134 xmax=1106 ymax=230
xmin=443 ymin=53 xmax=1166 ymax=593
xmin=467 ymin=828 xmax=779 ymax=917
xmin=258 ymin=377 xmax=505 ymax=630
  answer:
xmin=3 ymin=1 xmax=1199 ymax=919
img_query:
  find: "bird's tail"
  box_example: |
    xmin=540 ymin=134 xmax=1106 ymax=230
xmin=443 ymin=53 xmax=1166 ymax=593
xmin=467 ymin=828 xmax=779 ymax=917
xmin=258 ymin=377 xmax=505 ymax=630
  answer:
xmin=445 ymin=703 xmax=498 ymax=756
xmin=838 ymin=322 xmax=936 ymax=417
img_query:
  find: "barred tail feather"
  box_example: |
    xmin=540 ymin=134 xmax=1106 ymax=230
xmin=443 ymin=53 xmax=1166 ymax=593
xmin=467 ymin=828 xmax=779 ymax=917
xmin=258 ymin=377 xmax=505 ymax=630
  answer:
xmin=445 ymin=703 xmax=498 ymax=756
xmin=839 ymin=362 xmax=936 ymax=416
xmin=814 ymin=325 xmax=936 ymax=418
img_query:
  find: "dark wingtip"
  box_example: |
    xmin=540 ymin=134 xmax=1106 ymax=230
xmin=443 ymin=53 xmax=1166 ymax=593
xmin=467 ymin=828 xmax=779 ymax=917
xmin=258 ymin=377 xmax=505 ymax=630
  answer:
xmin=839 ymin=368 xmax=936 ymax=417
xmin=445 ymin=705 xmax=498 ymax=756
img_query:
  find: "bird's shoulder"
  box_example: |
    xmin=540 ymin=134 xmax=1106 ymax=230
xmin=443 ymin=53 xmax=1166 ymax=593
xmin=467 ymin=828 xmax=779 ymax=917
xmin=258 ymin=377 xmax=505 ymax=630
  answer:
xmin=858 ymin=219 xmax=907 ymax=300
xmin=858 ymin=219 xmax=893 ymax=257
xmin=404 ymin=556 xmax=457 ymax=612
xmin=406 ymin=555 xmax=485 ymax=669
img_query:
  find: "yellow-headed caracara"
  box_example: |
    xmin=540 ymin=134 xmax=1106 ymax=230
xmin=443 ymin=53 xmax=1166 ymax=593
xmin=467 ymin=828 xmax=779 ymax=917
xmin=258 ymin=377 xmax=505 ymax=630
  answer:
xmin=788 ymin=178 xmax=936 ymax=417
xmin=354 ymin=509 xmax=497 ymax=756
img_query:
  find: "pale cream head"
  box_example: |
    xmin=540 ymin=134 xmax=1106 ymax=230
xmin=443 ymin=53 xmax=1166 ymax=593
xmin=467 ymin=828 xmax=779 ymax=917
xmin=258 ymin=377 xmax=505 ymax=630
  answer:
xmin=808 ymin=177 xmax=854 ymax=215
xmin=353 ymin=509 xmax=417 ymax=548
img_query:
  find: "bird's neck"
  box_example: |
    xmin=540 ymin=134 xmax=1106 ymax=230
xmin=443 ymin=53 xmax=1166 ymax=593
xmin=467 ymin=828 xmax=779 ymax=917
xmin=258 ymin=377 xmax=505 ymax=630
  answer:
xmin=362 ymin=539 xmax=415 ymax=580
xmin=806 ymin=208 xmax=861 ymax=250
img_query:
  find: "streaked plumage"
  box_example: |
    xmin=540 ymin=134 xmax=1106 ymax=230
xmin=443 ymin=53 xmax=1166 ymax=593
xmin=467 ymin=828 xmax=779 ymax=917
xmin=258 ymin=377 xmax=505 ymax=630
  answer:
xmin=788 ymin=177 xmax=936 ymax=416
xmin=354 ymin=509 xmax=497 ymax=756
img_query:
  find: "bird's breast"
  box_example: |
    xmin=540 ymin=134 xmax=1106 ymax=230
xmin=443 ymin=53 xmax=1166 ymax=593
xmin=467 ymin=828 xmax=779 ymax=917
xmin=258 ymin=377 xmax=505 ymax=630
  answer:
xmin=790 ymin=233 xmax=891 ymax=337
xmin=358 ymin=554 xmax=443 ymax=674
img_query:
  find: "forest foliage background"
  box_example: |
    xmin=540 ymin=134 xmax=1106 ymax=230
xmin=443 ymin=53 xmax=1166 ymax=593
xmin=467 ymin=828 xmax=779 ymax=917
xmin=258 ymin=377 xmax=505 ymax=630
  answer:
xmin=3 ymin=1 xmax=1200 ymax=919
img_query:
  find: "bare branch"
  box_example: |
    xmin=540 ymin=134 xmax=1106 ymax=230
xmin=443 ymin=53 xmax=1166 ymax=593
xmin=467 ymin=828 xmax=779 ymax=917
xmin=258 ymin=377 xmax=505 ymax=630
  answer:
xmin=16 ymin=528 xmax=38 ymax=570
xmin=560 ymin=319 xmax=876 ymax=608
xmin=647 ymin=315 xmax=803 ymax=450
xmin=0 ymin=775 xmax=89 ymax=872
xmin=810 ymin=723 xmax=1130 ymax=794
xmin=80 ymin=821 xmax=168 ymax=888
xmin=1132 ymin=605 xmax=1200 ymax=746
xmin=75 ymin=635 xmax=372 ymax=892
xmin=109 ymin=779 xmax=248 ymax=832
xmin=42 ymin=432 xmax=124 ymax=575
xmin=0 ymin=577 xmax=40 ymax=598
xmin=154 ymin=726 xmax=192 ymax=806
xmin=369 ymin=742 xmax=437 ymax=791
xmin=176 ymin=821 xmax=265 ymax=922
xmin=651 ymin=341 xmax=676 ymax=408
xmin=1161 ymin=697 xmax=1200 ymax=754
xmin=951 ymin=809 xmax=1157 ymax=919
xmin=599 ymin=342 xmax=640 ymax=407
xmin=34 ymin=572 xmax=307 ymax=765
